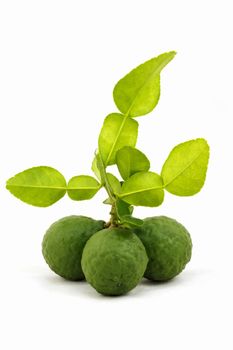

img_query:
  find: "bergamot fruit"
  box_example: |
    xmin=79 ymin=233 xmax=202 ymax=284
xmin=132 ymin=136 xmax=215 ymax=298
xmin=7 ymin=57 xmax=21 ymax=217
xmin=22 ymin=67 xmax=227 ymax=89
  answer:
xmin=81 ymin=227 xmax=148 ymax=296
xmin=135 ymin=216 xmax=192 ymax=281
xmin=42 ymin=215 xmax=105 ymax=280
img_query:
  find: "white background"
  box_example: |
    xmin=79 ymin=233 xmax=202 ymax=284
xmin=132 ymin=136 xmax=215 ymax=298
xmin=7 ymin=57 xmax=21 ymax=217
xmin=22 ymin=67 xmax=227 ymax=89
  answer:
xmin=0 ymin=1 xmax=232 ymax=349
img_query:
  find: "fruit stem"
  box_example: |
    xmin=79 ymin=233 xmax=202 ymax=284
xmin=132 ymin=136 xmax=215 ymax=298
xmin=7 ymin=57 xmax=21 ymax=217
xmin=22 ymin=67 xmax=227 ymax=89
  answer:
xmin=95 ymin=152 xmax=120 ymax=227
xmin=109 ymin=202 xmax=119 ymax=227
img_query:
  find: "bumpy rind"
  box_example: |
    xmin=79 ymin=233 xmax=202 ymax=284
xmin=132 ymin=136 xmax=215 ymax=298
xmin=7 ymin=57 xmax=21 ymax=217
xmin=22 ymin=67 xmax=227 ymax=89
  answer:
xmin=135 ymin=216 xmax=192 ymax=281
xmin=42 ymin=216 xmax=105 ymax=280
xmin=81 ymin=228 xmax=148 ymax=296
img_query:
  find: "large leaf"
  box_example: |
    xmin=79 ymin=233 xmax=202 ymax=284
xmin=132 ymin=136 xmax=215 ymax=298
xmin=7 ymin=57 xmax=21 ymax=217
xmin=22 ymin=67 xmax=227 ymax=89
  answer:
xmin=113 ymin=51 xmax=176 ymax=117
xmin=119 ymin=171 xmax=164 ymax=207
xmin=161 ymin=138 xmax=210 ymax=196
xmin=116 ymin=146 xmax=150 ymax=180
xmin=6 ymin=166 xmax=66 ymax=207
xmin=98 ymin=113 xmax=138 ymax=166
xmin=67 ymin=175 xmax=101 ymax=201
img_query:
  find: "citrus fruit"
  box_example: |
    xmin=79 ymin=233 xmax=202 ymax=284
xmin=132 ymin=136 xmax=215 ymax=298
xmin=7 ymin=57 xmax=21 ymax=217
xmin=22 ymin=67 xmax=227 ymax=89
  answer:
xmin=42 ymin=216 xmax=105 ymax=280
xmin=81 ymin=227 xmax=148 ymax=296
xmin=135 ymin=216 xmax=192 ymax=281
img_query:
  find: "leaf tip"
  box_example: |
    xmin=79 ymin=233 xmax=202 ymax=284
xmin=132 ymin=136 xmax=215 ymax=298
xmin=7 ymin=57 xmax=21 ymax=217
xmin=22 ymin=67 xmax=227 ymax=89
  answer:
xmin=170 ymin=50 xmax=177 ymax=57
xmin=6 ymin=176 xmax=14 ymax=191
xmin=5 ymin=180 xmax=10 ymax=190
xmin=196 ymin=137 xmax=209 ymax=147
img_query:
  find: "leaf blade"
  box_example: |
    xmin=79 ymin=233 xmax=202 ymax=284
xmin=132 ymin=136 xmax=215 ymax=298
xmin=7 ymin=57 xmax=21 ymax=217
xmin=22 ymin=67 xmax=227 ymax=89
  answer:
xmin=116 ymin=146 xmax=150 ymax=180
xmin=161 ymin=138 xmax=210 ymax=196
xmin=120 ymin=215 xmax=143 ymax=227
xmin=106 ymin=173 xmax=121 ymax=195
xmin=6 ymin=166 xmax=66 ymax=207
xmin=113 ymin=51 xmax=176 ymax=117
xmin=98 ymin=113 xmax=138 ymax=166
xmin=67 ymin=175 xmax=101 ymax=201
xmin=91 ymin=155 xmax=101 ymax=181
xmin=115 ymin=198 xmax=142 ymax=227
xmin=119 ymin=171 xmax=164 ymax=207
xmin=115 ymin=198 xmax=133 ymax=217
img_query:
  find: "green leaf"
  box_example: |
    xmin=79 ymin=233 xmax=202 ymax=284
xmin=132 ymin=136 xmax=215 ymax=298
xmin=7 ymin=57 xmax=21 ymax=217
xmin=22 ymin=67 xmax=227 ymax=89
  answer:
xmin=120 ymin=215 xmax=143 ymax=227
xmin=67 ymin=175 xmax=101 ymax=201
xmin=161 ymin=138 xmax=210 ymax=196
xmin=91 ymin=155 xmax=101 ymax=182
xmin=98 ymin=113 xmax=138 ymax=166
xmin=116 ymin=146 xmax=150 ymax=180
xmin=119 ymin=171 xmax=164 ymax=207
xmin=113 ymin=51 xmax=176 ymax=117
xmin=115 ymin=198 xmax=142 ymax=227
xmin=6 ymin=166 xmax=66 ymax=207
xmin=116 ymin=198 xmax=133 ymax=217
xmin=103 ymin=197 xmax=113 ymax=205
xmin=106 ymin=173 xmax=121 ymax=195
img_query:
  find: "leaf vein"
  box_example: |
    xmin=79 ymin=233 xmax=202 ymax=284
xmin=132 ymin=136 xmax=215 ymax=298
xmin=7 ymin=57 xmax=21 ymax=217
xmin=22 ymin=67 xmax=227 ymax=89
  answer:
xmin=120 ymin=186 xmax=163 ymax=197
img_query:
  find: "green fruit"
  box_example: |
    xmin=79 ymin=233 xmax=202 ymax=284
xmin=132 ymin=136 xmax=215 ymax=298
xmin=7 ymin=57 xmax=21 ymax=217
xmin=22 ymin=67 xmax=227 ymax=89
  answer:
xmin=135 ymin=216 xmax=192 ymax=281
xmin=81 ymin=227 xmax=148 ymax=296
xmin=42 ymin=216 xmax=105 ymax=280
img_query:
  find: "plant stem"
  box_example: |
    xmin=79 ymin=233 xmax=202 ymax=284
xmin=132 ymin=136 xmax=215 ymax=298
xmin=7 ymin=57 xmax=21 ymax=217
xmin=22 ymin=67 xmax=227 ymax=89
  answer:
xmin=96 ymin=152 xmax=119 ymax=226
xmin=109 ymin=202 xmax=119 ymax=226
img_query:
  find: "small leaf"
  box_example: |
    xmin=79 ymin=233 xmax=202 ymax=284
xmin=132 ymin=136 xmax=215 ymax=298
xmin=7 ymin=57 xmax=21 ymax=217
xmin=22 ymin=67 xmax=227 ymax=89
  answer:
xmin=6 ymin=166 xmax=66 ymax=207
xmin=116 ymin=146 xmax=150 ymax=180
xmin=119 ymin=171 xmax=164 ymax=207
xmin=120 ymin=215 xmax=143 ymax=227
xmin=116 ymin=198 xmax=133 ymax=217
xmin=116 ymin=198 xmax=142 ymax=227
xmin=113 ymin=51 xmax=176 ymax=117
xmin=161 ymin=138 xmax=210 ymax=196
xmin=91 ymin=155 xmax=101 ymax=181
xmin=98 ymin=113 xmax=138 ymax=166
xmin=103 ymin=197 xmax=113 ymax=205
xmin=106 ymin=173 xmax=121 ymax=195
xmin=67 ymin=175 xmax=101 ymax=201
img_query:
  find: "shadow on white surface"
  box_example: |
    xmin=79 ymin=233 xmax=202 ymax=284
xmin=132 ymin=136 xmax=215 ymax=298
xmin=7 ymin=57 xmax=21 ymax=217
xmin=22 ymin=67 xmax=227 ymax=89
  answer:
xmin=39 ymin=273 xmax=99 ymax=298
xmin=129 ymin=268 xmax=211 ymax=296
xmin=36 ymin=267 xmax=212 ymax=299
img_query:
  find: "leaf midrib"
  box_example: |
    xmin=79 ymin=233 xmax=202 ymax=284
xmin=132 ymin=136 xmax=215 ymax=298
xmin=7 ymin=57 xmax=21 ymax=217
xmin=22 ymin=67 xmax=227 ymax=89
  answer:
xmin=7 ymin=184 xmax=100 ymax=190
xmin=120 ymin=185 xmax=163 ymax=198
xmin=105 ymin=115 xmax=128 ymax=165
xmin=69 ymin=186 xmax=100 ymax=190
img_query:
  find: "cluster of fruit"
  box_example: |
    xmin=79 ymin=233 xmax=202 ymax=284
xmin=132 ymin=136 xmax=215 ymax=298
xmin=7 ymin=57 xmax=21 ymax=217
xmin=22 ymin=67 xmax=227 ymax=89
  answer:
xmin=42 ymin=215 xmax=192 ymax=295
xmin=6 ymin=51 xmax=209 ymax=297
